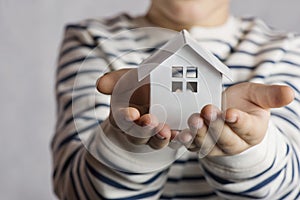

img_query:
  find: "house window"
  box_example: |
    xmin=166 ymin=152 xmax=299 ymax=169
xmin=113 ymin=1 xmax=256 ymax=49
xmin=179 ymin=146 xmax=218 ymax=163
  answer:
xmin=172 ymin=66 xmax=183 ymax=78
xmin=186 ymin=67 xmax=197 ymax=78
xmin=172 ymin=82 xmax=182 ymax=92
xmin=171 ymin=66 xmax=198 ymax=93
xmin=186 ymin=82 xmax=197 ymax=92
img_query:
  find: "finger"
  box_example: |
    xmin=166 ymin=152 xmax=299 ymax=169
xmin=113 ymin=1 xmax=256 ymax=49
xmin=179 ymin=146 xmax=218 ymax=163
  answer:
xmin=115 ymin=107 xmax=140 ymax=124
xmin=246 ymin=83 xmax=294 ymax=109
xmin=224 ymin=108 xmax=267 ymax=145
xmin=148 ymin=124 xmax=172 ymax=149
xmin=136 ymin=114 xmax=159 ymax=127
xmin=189 ymin=120 xmax=217 ymax=156
xmin=201 ymin=105 xmax=249 ymax=155
xmin=187 ymin=113 xmax=204 ymax=134
xmin=110 ymin=107 xmax=140 ymax=129
xmin=126 ymin=114 xmax=158 ymax=145
xmin=96 ymin=68 xmax=131 ymax=94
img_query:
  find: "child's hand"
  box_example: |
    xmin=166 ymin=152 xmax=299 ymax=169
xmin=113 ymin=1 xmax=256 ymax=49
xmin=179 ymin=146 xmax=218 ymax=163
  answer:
xmin=187 ymin=82 xmax=294 ymax=156
xmin=97 ymin=69 xmax=175 ymax=150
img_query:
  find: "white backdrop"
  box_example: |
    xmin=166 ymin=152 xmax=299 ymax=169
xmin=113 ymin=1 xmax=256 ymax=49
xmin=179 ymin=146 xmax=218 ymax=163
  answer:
xmin=1 ymin=0 xmax=299 ymax=199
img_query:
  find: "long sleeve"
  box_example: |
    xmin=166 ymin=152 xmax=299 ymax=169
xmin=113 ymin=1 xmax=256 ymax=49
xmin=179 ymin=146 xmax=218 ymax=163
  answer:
xmin=51 ymin=20 xmax=171 ymax=200
xmin=199 ymin=22 xmax=300 ymax=199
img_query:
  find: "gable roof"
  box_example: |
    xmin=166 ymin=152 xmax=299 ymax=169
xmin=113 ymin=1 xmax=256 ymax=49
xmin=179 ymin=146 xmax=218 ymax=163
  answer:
xmin=138 ymin=30 xmax=233 ymax=81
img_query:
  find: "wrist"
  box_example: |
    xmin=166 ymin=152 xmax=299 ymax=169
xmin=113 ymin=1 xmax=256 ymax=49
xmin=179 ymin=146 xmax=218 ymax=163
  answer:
xmin=199 ymin=121 xmax=283 ymax=180
xmin=89 ymin=118 xmax=185 ymax=173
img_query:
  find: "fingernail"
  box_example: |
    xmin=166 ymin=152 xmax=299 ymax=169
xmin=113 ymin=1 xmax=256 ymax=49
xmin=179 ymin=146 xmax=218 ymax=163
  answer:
xmin=210 ymin=111 xmax=217 ymax=121
xmin=226 ymin=114 xmax=237 ymax=123
xmin=179 ymin=131 xmax=193 ymax=144
xmin=155 ymin=134 xmax=166 ymax=140
xmin=124 ymin=114 xmax=133 ymax=122
xmin=191 ymin=120 xmax=203 ymax=132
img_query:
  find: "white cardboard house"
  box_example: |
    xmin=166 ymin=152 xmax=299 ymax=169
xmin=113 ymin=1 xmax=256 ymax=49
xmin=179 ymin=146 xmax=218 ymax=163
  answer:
xmin=138 ymin=30 xmax=232 ymax=131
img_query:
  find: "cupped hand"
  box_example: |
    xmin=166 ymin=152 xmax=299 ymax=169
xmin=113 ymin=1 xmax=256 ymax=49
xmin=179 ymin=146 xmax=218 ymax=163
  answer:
xmin=96 ymin=68 xmax=176 ymax=150
xmin=187 ymin=82 xmax=295 ymax=156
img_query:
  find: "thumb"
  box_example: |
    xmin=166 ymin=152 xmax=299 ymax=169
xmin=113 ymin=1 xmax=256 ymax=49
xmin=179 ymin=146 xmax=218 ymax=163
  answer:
xmin=247 ymin=83 xmax=295 ymax=109
xmin=96 ymin=68 xmax=132 ymax=94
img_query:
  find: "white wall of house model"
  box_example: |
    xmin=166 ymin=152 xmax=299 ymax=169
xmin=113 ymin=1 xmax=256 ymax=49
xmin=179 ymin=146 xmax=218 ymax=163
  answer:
xmin=138 ymin=30 xmax=233 ymax=130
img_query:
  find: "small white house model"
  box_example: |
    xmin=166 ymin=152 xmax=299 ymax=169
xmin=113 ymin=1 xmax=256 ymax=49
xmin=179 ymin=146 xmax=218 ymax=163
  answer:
xmin=138 ymin=30 xmax=232 ymax=131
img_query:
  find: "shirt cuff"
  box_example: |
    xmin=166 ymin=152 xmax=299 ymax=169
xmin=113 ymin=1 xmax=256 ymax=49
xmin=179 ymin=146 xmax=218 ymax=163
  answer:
xmin=199 ymin=121 xmax=287 ymax=180
xmin=88 ymin=118 xmax=186 ymax=173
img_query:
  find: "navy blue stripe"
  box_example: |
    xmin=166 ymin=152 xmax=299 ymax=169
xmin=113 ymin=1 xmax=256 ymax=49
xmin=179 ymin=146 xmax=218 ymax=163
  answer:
xmin=242 ymin=38 xmax=265 ymax=46
xmin=77 ymin=156 xmax=91 ymax=200
xmin=246 ymin=157 xmax=276 ymax=180
xmin=236 ymin=48 xmax=300 ymax=57
xmin=292 ymin=145 xmax=300 ymax=181
xmin=229 ymin=58 xmax=300 ymax=71
xmin=229 ymin=59 xmax=276 ymax=70
xmin=106 ymin=25 xmax=137 ymax=33
xmin=272 ymin=113 xmax=300 ymax=131
xmin=52 ymin=167 xmax=57 ymax=178
xmin=174 ymin=157 xmax=198 ymax=164
xmin=167 ymin=175 xmax=205 ymax=183
xmin=104 ymin=16 xmax=124 ymax=26
xmin=295 ymin=191 xmax=300 ymax=200
xmin=112 ymin=35 xmax=149 ymax=42
xmin=142 ymin=170 xmax=165 ymax=184
xmin=92 ymin=35 xmax=108 ymax=41
xmin=66 ymin=24 xmax=87 ymax=30
xmin=251 ymin=75 xmax=266 ymax=79
xmin=218 ymin=189 xmax=268 ymax=199
xmin=241 ymin=17 xmax=256 ymax=22
xmin=57 ymin=121 xmax=100 ymax=150
xmin=87 ymin=165 xmax=161 ymax=200
xmin=86 ymin=161 xmax=139 ymax=191
xmin=57 ymin=85 xmax=96 ymax=99
xmin=228 ymin=65 xmax=254 ymax=69
xmin=73 ymin=116 xmax=102 ymax=122
xmin=60 ymin=44 xmax=97 ymax=57
xmin=279 ymin=189 xmax=293 ymax=200
xmin=269 ymin=73 xmax=300 ymax=78
xmin=85 ymin=161 xmax=107 ymax=199
xmin=291 ymin=153 xmax=296 ymax=184
xmin=57 ymin=56 xmax=100 ymax=73
xmin=86 ymin=165 xmax=161 ymax=200
xmin=59 ymin=146 xmax=81 ymax=175
xmin=91 ymin=34 xmax=148 ymax=43
xmin=161 ymin=191 xmax=216 ymax=199
xmin=69 ymin=160 xmax=81 ymax=200
xmin=57 ymin=69 xmax=102 ymax=86
xmin=276 ymin=169 xmax=287 ymax=194
xmin=281 ymin=60 xmax=300 ymax=67
xmin=202 ymin=166 xmax=234 ymax=184
xmin=62 ymin=36 xmax=78 ymax=44
xmin=241 ymin=165 xmax=286 ymax=193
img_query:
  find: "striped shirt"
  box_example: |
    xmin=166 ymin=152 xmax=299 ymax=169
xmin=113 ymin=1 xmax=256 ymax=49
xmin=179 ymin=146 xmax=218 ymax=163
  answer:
xmin=52 ymin=14 xmax=300 ymax=199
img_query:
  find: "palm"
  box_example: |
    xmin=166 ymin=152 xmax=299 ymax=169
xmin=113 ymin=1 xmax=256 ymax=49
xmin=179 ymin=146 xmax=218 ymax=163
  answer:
xmin=190 ymin=82 xmax=294 ymax=156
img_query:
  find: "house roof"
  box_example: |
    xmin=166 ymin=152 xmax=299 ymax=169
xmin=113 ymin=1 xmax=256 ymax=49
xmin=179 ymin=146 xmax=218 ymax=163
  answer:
xmin=138 ymin=30 xmax=233 ymax=81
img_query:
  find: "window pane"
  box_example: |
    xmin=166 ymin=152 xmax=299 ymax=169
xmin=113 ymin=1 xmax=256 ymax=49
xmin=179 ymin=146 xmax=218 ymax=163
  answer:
xmin=172 ymin=81 xmax=182 ymax=92
xmin=186 ymin=67 xmax=197 ymax=78
xmin=186 ymin=82 xmax=197 ymax=92
xmin=172 ymin=66 xmax=183 ymax=78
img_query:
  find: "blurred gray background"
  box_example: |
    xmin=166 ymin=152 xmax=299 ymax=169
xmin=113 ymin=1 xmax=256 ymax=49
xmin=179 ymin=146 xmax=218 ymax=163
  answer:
xmin=0 ymin=0 xmax=299 ymax=199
